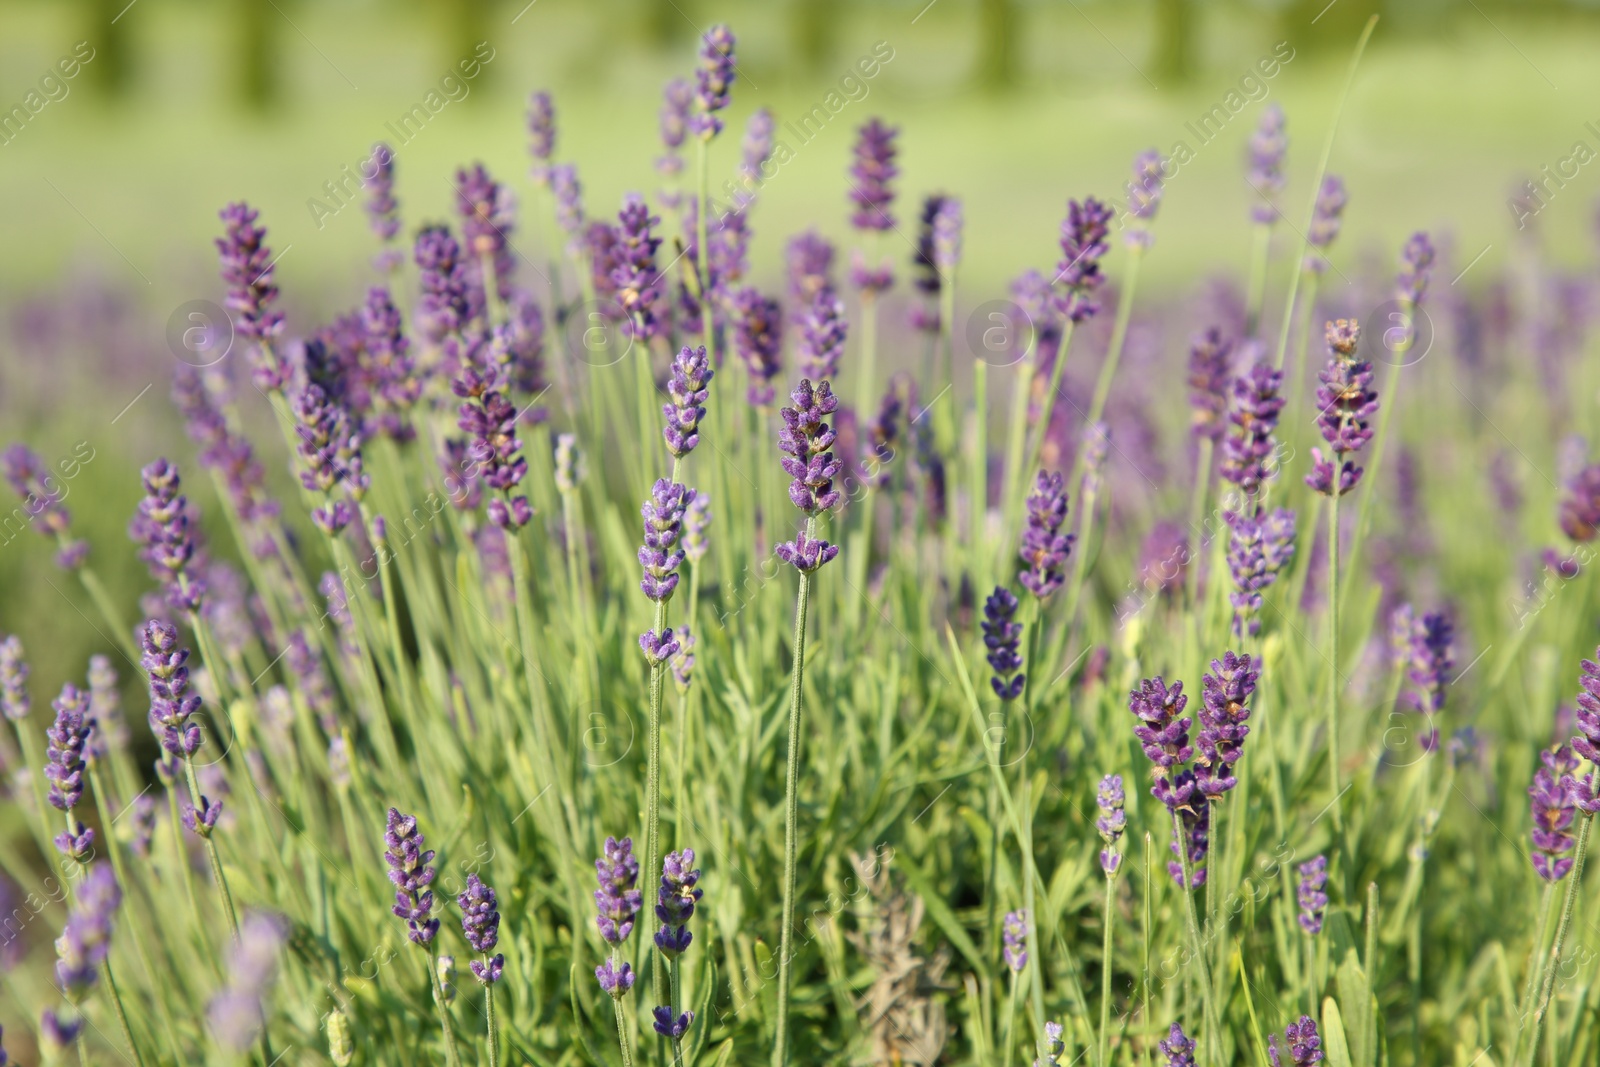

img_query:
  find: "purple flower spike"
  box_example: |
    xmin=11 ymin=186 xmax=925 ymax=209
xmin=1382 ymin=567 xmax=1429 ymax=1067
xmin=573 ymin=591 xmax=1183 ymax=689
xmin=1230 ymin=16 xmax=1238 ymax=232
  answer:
xmin=596 ymin=958 xmax=635 ymax=999
xmin=141 ymin=620 xmax=204 ymax=759
xmin=1055 ymin=197 xmax=1116 ymax=323
xmin=1280 ymin=1016 xmax=1324 ymax=1066
xmin=216 ymin=202 xmax=285 ymax=348
xmin=774 ymin=531 xmax=839 ymax=574
xmin=657 ymin=79 xmax=692 ymax=176
xmin=982 ymin=586 xmax=1025 ymax=702
xmin=1167 ymin=799 xmax=1209 ymax=887
xmin=456 ymin=163 xmax=517 ymax=306
xmin=1304 ymin=177 xmax=1348 ymax=273
xmin=1247 ymin=103 xmax=1287 ymax=225
xmin=653 ymin=1006 xmax=695 ymax=1040
xmin=933 ymin=196 xmax=963 ymax=274
xmin=1186 ymin=327 xmax=1232 ymax=442
xmin=859 ymin=386 xmax=901 ymax=487
xmin=44 ymin=684 xmax=91 ymax=813
xmin=1037 ymin=1021 xmax=1065 ymax=1066
xmin=683 ymin=491 xmax=711 ymax=563
xmin=689 ymin=25 xmax=736 ymax=140
xmin=1226 ymin=507 xmax=1296 ymax=638
xmin=132 ymin=458 xmax=205 ymax=613
xmin=613 ymin=194 xmax=664 ymax=340
xmin=1306 ymin=319 xmax=1377 ymax=498
xmin=671 ymin=627 xmax=697 ymax=692
xmin=0 ymin=636 xmax=28 ymax=722
xmin=1018 ymin=471 xmax=1073 ymax=598
xmin=182 ymin=795 xmax=224 ymax=837
xmin=40 ymin=1011 xmax=83 ymax=1054
xmin=291 ymin=385 xmax=365 ymax=534
xmin=551 ymin=164 xmax=584 ymax=238
xmin=1125 ymin=149 xmax=1165 ymax=246
xmin=1002 ymin=909 xmax=1028 ymax=972
xmin=385 ymin=808 xmax=439 ymax=946
xmin=1160 ymin=1022 xmax=1197 ymax=1067
xmin=664 ymin=345 xmax=714 ymax=458
xmin=362 ymin=286 xmax=420 ymax=441
xmin=54 ymin=863 xmax=120 ymax=999
xmin=1297 ymin=855 xmax=1329 ymax=934
xmin=415 ymin=224 xmax=476 ymax=344
xmin=654 ymin=848 xmax=702 ymax=959
xmin=1396 ymin=232 xmax=1436 ymax=309
xmin=594 ymin=836 xmax=642 ymax=945
xmin=778 ymin=379 xmax=843 ymax=516
xmin=1195 ymin=651 xmax=1258 ymax=800
xmin=365 ymin=143 xmax=400 ymax=247
xmin=1530 ymin=745 xmax=1579 ymax=882
xmin=458 ymin=873 xmax=504 ymax=984
xmin=1097 ymin=774 xmax=1126 ymax=875
xmin=527 ymin=91 xmax=556 ymax=179
xmin=640 ymin=628 xmax=681 ymax=666
xmin=2 ymin=445 xmax=86 ymax=568
xmin=209 ymin=912 xmax=288 ymax=1052
xmin=732 ymin=287 xmax=784 ymax=406
xmin=1221 ymin=361 xmax=1285 ymax=499
xmin=1572 ymin=650 xmax=1600 ymax=765
xmin=639 ymin=479 xmax=692 ymax=602
xmin=786 ymin=231 xmax=837 ymax=316
xmin=1407 ymin=610 xmax=1455 ymax=720
xmin=740 ymin=107 xmax=776 ymax=188
xmin=455 ymin=367 xmax=531 ymax=530
xmin=849 ymin=118 xmax=899 ymax=231
xmin=798 ymin=288 xmax=848 ymax=382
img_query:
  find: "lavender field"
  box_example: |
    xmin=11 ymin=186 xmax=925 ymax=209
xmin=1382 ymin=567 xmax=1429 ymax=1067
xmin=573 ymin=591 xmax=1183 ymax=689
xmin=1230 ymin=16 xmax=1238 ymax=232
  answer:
xmin=5 ymin=1 xmax=1600 ymax=1065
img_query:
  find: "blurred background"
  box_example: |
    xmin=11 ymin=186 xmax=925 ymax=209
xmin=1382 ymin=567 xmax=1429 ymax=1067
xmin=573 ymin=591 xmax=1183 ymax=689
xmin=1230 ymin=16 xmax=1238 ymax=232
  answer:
xmin=1 ymin=0 xmax=1598 ymax=683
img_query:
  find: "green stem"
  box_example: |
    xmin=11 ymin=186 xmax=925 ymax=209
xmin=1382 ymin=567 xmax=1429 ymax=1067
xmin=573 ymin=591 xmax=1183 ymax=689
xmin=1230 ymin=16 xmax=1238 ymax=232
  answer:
xmin=973 ymin=350 xmax=989 ymax=561
xmin=1528 ymin=813 xmax=1595 ymax=1065
xmin=485 ymin=973 xmax=500 ymax=1067
xmin=1098 ymin=872 xmax=1116 ymax=1067
xmin=1021 ymin=322 xmax=1078 ymax=495
xmin=1084 ymin=247 xmax=1142 ymax=436
xmin=1172 ymin=809 xmax=1218 ymax=1067
xmin=645 ymin=594 xmax=669 ymax=1010
xmin=1141 ymin=832 xmax=1154 ymax=1067
xmin=1324 ymin=490 xmax=1345 ymax=837
xmin=182 ymin=753 xmax=240 ymax=941
xmin=1513 ymin=883 xmax=1558 ymax=1067
xmin=99 ymin=959 xmax=147 ymax=1067
xmin=1002 ymin=971 xmax=1020 ymax=1067
xmin=772 ymin=531 xmax=817 ymax=1067
xmin=429 ymin=946 xmax=465 ymax=1067
xmin=1021 ymin=776 xmax=1046 ymax=1058
xmin=76 ymin=563 xmax=137 ymax=660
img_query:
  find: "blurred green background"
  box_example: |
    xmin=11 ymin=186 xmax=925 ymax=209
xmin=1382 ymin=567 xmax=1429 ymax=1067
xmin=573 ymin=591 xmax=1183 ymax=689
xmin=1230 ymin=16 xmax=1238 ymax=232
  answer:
xmin=1 ymin=0 xmax=1598 ymax=686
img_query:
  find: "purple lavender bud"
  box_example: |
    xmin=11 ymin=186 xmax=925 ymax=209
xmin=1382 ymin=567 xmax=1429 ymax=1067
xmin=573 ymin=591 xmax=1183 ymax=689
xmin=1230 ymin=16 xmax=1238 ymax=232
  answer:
xmin=86 ymin=654 xmax=126 ymax=750
xmin=982 ymin=586 xmax=1025 ymax=702
xmin=689 ymin=24 xmax=736 ymax=140
xmin=1395 ymin=231 xmax=1436 ymax=309
xmin=1125 ymin=148 xmax=1165 ymax=229
xmin=1297 ymin=856 xmax=1329 ymax=934
xmin=1280 ymin=1016 xmax=1323 ymax=1066
xmin=653 ymin=1007 xmax=695 ymax=1040
xmin=1096 ymin=774 xmax=1126 ymax=875
xmin=493 ymin=292 xmax=547 ymax=399
xmin=1195 ymin=651 xmax=1257 ymax=800
xmin=1246 ymin=104 xmax=1287 ymax=225
xmin=775 ymin=531 xmax=839 ymax=574
xmin=550 ymin=164 xmax=585 ymax=238
xmin=731 ymin=287 xmax=783 ymax=406
xmin=639 ymin=479 xmax=692 ymax=602
xmin=457 ymin=163 xmax=516 ymax=261
xmin=1129 ymin=676 xmax=1193 ymax=802
xmin=613 ymin=194 xmax=665 ymax=340
xmin=208 ymin=912 xmax=288 ymax=1052
xmin=414 ymin=224 xmax=476 ymax=343
xmin=2 ymin=444 xmax=85 ymax=567
xmin=1306 ymin=320 xmax=1378 ymax=498
xmin=1168 ymin=800 xmax=1209 ymax=887
xmin=141 ymin=620 xmax=204 ymax=758
xmin=527 ymin=91 xmax=555 ymax=178
xmin=1001 ymin=909 xmax=1028 ymax=972
xmin=1220 ymin=360 xmax=1284 ymax=499
xmin=216 ymin=202 xmax=285 ymax=348
xmin=594 ymin=836 xmax=642 ymax=945
xmin=1186 ymin=327 xmax=1232 ymax=442
xmin=1560 ymin=464 xmax=1600 ymax=541
xmin=778 ymin=379 xmax=843 ymax=517
xmin=1408 ymin=610 xmax=1455 ymax=719
xmin=739 ymin=107 xmax=775 ymax=187
xmin=361 ymin=286 xmax=420 ymax=441
xmin=285 ymin=629 xmax=335 ymax=733
xmin=911 ymin=195 xmax=949 ymax=301
xmin=385 ymin=808 xmax=439 ymax=945
xmin=664 ymin=345 xmax=714 ymax=458
xmin=44 ymin=683 xmax=91 ymax=813
xmin=0 ymin=636 xmax=29 ymax=722
xmin=1160 ymin=1023 xmax=1197 ymax=1067
xmin=365 ymin=143 xmax=400 ymax=246
xmin=454 ymin=366 xmax=531 ymax=530
xmin=596 ymin=958 xmax=635 ymax=998
xmin=40 ymin=1011 xmax=83 ymax=1054
xmin=933 ymin=196 xmax=963 ymax=274
xmin=291 ymin=385 xmax=366 ymax=533
xmin=170 ymin=369 xmax=280 ymax=559
xmin=654 ymin=848 xmax=702 ymax=959
xmin=1226 ymin=507 xmax=1296 ymax=638
xmin=130 ymin=458 xmax=205 ymax=613
xmin=1038 ymin=1021 xmax=1066 ymax=1066
xmin=859 ymin=385 xmax=901 ymax=488
xmin=671 ymin=627 xmax=697 ymax=692
xmin=1304 ymin=177 xmax=1348 ymax=273
xmin=657 ymin=79 xmax=692 ymax=174
xmin=1080 ymin=422 xmax=1111 ymax=500
xmin=848 ymin=249 xmax=894 ymax=294
xmin=1018 ymin=471 xmax=1073 ymax=598
xmin=182 ymin=794 xmax=224 ymax=837
xmin=848 ymin=118 xmax=899 ymax=231
xmin=1531 ymin=745 xmax=1580 ymax=881
xmin=53 ymin=863 xmax=120 ymax=999
xmin=640 ymin=628 xmax=682 ymax=666
xmin=458 ymin=873 xmax=503 ymax=982
xmin=786 ymin=231 xmax=837 ymax=318
xmin=797 ymin=288 xmax=848 ymax=382
xmin=1055 ymin=197 xmax=1116 ymax=323
xmin=683 ymin=491 xmax=711 ymax=563
xmin=1572 ymin=650 xmax=1600 ymax=765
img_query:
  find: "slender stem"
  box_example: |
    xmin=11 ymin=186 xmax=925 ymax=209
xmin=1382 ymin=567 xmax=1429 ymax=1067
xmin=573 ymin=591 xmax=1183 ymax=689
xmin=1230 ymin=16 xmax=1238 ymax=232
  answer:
xmin=485 ymin=976 xmax=500 ymax=1067
xmin=182 ymin=753 xmax=240 ymax=941
xmin=1324 ymin=490 xmax=1345 ymax=836
xmin=76 ymin=563 xmax=137 ymax=660
xmin=645 ymin=594 xmax=669 ymax=1011
xmin=1141 ymin=833 xmax=1154 ymax=1067
xmin=1000 ymin=335 xmax=1034 ymax=542
xmin=612 ymin=994 xmax=636 ymax=1067
xmin=1513 ymin=883 xmax=1558 ymax=1067
xmin=772 ymin=538 xmax=816 ymax=1067
xmin=99 ymin=959 xmax=147 ymax=1067
xmin=1021 ymin=777 xmax=1046 ymax=1058
xmin=1098 ymin=873 xmax=1116 ymax=1067
xmin=1084 ymin=248 xmax=1142 ymax=436
xmin=1528 ymin=813 xmax=1595 ymax=1065
xmin=1021 ymin=322 xmax=1078 ymax=493
xmin=1171 ymin=810 xmax=1218 ymax=1066
xmin=670 ymin=957 xmax=687 ymax=1067
xmin=428 ymin=946 xmax=465 ymax=1067
xmin=973 ymin=356 xmax=989 ymax=559
xmin=1002 ymin=971 xmax=1020 ymax=1067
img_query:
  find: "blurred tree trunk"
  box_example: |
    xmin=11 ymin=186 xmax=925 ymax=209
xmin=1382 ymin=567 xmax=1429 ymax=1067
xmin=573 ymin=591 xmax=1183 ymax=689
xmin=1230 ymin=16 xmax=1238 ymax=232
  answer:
xmin=236 ymin=0 xmax=279 ymax=109
xmin=975 ymin=0 xmax=1018 ymax=91
xmin=444 ymin=0 xmax=490 ymax=93
xmin=1151 ymin=0 xmax=1195 ymax=83
xmin=84 ymin=0 xmax=132 ymax=95
xmin=792 ymin=0 xmax=836 ymax=73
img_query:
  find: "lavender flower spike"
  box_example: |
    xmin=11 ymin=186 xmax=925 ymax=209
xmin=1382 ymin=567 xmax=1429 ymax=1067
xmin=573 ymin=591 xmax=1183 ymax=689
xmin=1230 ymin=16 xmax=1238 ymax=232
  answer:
xmin=1306 ymin=319 xmax=1378 ymax=498
xmin=1160 ymin=1022 xmax=1197 ymax=1067
xmin=1247 ymin=104 xmax=1288 ymax=224
xmin=458 ymin=873 xmax=504 ymax=984
xmin=683 ymin=491 xmax=711 ymax=564
xmin=1221 ymin=360 xmax=1285 ymax=499
xmin=45 ymin=684 xmax=95 ymax=861
xmin=384 ymin=808 xmax=439 ymax=945
xmin=1124 ymin=149 xmax=1165 ymax=248
xmin=1002 ymin=909 xmax=1028 ymax=972
xmin=594 ymin=836 xmax=642 ymax=945
xmin=1304 ymin=176 xmax=1348 ymax=274
xmin=1297 ymin=855 xmax=1329 ymax=934
xmin=1129 ymin=675 xmax=1196 ymax=814
xmin=1018 ymin=471 xmax=1073 ymax=598
xmin=365 ymin=143 xmax=400 ymax=259
xmin=1186 ymin=327 xmax=1232 ymax=442
xmin=0 ymin=636 xmax=28 ymax=721
xmin=596 ymin=957 xmax=636 ymax=999
xmin=664 ymin=345 xmax=714 ymax=458
xmin=732 ymin=287 xmax=783 ymax=406
xmin=455 ymin=366 xmax=531 ymax=530
xmin=797 ymin=288 xmax=848 ymax=382
xmin=982 ymin=586 xmax=1025 ymax=702
xmin=1195 ymin=651 xmax=1259 ymax=800
xmin=1036 ymin=1021 xmax=1065 ymax=1067
xmin=527 ymin=91 xmax=556 ymax=182
xmin=612 ymin=194 xmax=664 ymax=340
xmin=1096 ymin=774 xmax=1126 ymax=875
xmin=2 ymin=445 xmax=87 ymax=568
xmin=689 ymin=25 xmax=736 ymax=140
xmin=1055 ymin=196 xmax=1116 ymax=323
xmin=141 ymin=620 xmax=204 ymax=759
xmin=654 ymin=848 xmax=702 ymax=958
xmin=1276 ymin=1016 xmax=1324 ymax=1067
xmin=933 ymin=196 xmax=963 ymax=275
xmin=54 ymin=863 xmax=120 ymax=1001
xmin=132 ymin=458 xmax=205 ymax=613
xmin=1530 ymin=745 xmax=1579 ymax=882
xmin=1226 ymin=507 xmax=1296 ymax=638
xmin=640 ymin=479 xmax=692 ymax=602
xmin=1572 ymin=649 xmax=1600 ymax=767
xmin=209 ymin=912 xmax=288 ymax=1052
xmin=775 ymin=380 xmax=843 ymax=573
xmin=849 ymin=118 xmax=899 ymax=231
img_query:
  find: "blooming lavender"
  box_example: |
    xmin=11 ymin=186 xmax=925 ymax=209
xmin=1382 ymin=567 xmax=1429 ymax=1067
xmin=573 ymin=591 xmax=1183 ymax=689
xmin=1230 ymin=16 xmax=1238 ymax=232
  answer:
xmin=1307 ymin=319 xmax=1378 ymax=498
xmin=1407 ymin=609 xmax=1455 ymax=724
xmin=671 ymin=626 xmax=697 ymax=691
xmin=1560 ymin=463 xmax=1600 ymax=541
xmin=786 ymin=231 xmax=837 ymax=317
xmin=981 ymin=586 xmax=1025 ymax=701
xmin=1395 ymin=231 xmax=1436 ymax=308
xmin=1225 ymin=507 xmax=1296 ymax=638
xmin=731 ymin=287 xmax=783 ymax=406
xmin=911 ymin=194 xmax=949 ymax=301
xmin=1304 ymin=176 xmax=1348 ymax=273
xmin=1530 ymin=745 xmax=1579 ymax=882
xmin=131 ymin=458 xmax=205 ymax=613
xmin=1269 ymin=1017 xmax=1324 ymax=1067
xmin=1096 ymin=774 xmax=1126 ymax=875
xmin=455 ymin=366 xmax=531 ymax=530
xmin=859 ymin=385 xmax=901 ymax=487
xmin=365 ymin=143 xmax=400 ymax=256
xmin=1129 ymin=676 xmax=1194 ymax=812
xmin=0 ymin=637 xmax=27 ymax=723
xmin=2 ymin=445 xmax=86 ymax=568
xmin=44 ymin=684 xmax=94 ymax=861
xmin=86 ymin=655 xmax=127 ymax=751
xmin=613 ymin=194 xmax=664 ymax=340
xmin=209 ymin=912 xmax=288 ymax=1052
xmin=593 ymin=837 xmax=641 ymax=1000
xmin=654 ymin=848 xmax=702 ymax=958
xmin=141 ymin=619 xmax=204 ymax=760
xmin=934 ymin=195 xmax=963 ymax=275
xmin=1055 ymin=197 xmax=1116 ymax=323
xmin=1124 ymin=149 xmax=1165 ymax=246
xmin=656 ymin=79 xmax=692 ymax=178
xmin=1247 ymin=103 xmax=1288 ymax=224
xmin=1297 ymin=855 xmax=1329 ymax=934
xmin=1169 ymin=803 xmax=1209 ymax=887
xmin=291 ymin=384 xmax=365 ymax=535
xmin=797 ymin=287 xmax=847 ymax=382
xmin=361 ymin=285 xmax=419 ymax=440
xmin=775 ymin=380 xmax=844 ymax=574
xmin=550 ymin=164 xmax=584 ymax=239
xmin=683 ymin=490 xmax=711 ymax=564
xmin=1195 ymin=651 xmax=1258 ymax=800
xmin=456 ymin=165 xmax=516 ymax=298
xmin=1186 ymin=327 xmax=1232 ymax=442
xmin=385 ymin=808 xmax=439 ymax=945
xmin=664 ymin=345 xmax=714 ymax=458
xmin=414 ymin=224 xmax=475 ymax=344
xmin=171 ymin=368 xmax=280 ymax=557
xmin=1018 ymin=471 xmax=1072 ymax=598
xmin=639 ymin=479 xmax=692 ymax=604
xmin=527 ymin=90 xmax=555 ymax=181
xmin=1160 ymin=1022 xmax=1197 ymax=1067
xmin=849 ymin=118 xmax=899 ymax=231
xmin=53 ymin=862 xmax=119 ymax=1000
xmin=216 ymin=202 xmax=286 ymax=356
xmin=1036 ymin=1020 xmax=1065 ymax=1067
xmin=689 ymin=25 xmax=736 ymax=140
xmin=1220 ymin=360 xmax=1285 ymax=499
xmin=739 ymin=107 xmax=775 ymax=190
xmin=459 ymin=873 xmax=504 ymax=984
xmin=1002 ymin=909 xmax=1028 ymax=973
